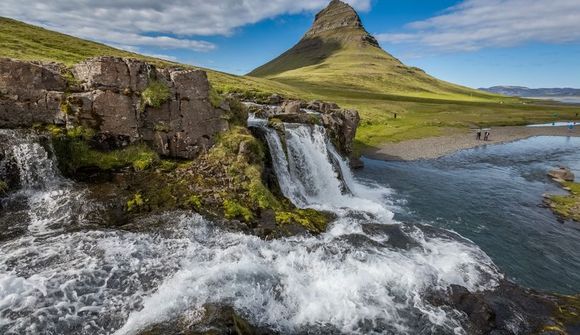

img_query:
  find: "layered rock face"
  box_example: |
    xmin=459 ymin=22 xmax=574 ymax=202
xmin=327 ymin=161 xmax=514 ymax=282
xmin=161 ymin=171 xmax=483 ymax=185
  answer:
xmin=304 ymin=0 xmax=379 ymax=47
xmin=0 ymin=57 xmax=228 ymax=159
xmin=0 ymin=60 xmax=66 ymax=127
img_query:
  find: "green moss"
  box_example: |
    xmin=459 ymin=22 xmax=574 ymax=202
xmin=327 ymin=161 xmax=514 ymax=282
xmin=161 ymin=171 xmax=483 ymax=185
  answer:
xmin=538 ymin=294 xmax=580 ymax=335
xmin=548 ymin=182 xmax=580 ymax=222
xmin=275 ymin=209 xmax=330 ymax=233
xmin=0 ymin=180 xmax=8 ymax=195
xmin=158 ymin=160 xmax=178 ymax=172
xmin=223 ymin=199 xmax=253 ymax=222
xmin=141 ymin=80 xmax=171 ymax=109
xmin=127 ymin=193 xmax=145 ymax=212
xmin=53 ymin=136 xmax=159 ymax=174
xmin=66 ymin=126 xmax=95 ymax=140
xmin=186 ymin=195 xmax=203 ymax=211
xmin=153 ymin=122 xmax=171 ymax=133
xmin=60 ymin=99 xmax=73 ymax=115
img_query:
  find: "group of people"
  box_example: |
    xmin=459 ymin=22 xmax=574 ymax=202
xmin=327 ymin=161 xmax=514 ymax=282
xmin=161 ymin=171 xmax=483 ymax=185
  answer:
xmin=476 ymin=129 xmax=491 ymax=141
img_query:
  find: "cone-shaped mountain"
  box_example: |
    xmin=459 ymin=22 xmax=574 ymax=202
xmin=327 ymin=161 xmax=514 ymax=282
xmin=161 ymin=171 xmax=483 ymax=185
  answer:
xmin=249 ymin=0 xmax=489 ymax=99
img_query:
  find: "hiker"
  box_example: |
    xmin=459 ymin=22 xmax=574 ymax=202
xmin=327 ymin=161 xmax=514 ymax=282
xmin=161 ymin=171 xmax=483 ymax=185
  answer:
xmin=394 ymin=113 xmax=397 ymax=119
xmin=484 ymin=130 xmax=490 ymax=141
xmin=476 ymin=129 xmax=482 ymax=140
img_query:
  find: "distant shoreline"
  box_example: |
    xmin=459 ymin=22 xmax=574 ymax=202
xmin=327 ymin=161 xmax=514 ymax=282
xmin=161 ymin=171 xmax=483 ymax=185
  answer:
xmin=363 ymin=125 xmax=580 ymax=161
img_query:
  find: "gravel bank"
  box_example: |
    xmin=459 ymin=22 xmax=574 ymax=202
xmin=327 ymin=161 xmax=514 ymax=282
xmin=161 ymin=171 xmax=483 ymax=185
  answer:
xmin=364 ymin=126 xmax=580 ymax=161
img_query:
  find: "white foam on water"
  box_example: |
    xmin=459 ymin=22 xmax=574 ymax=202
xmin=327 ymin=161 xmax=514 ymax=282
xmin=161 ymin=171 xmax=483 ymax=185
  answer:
xmin=0 ymin=126 xmax=503 ymax=335
xmin=116 ymin=216 xmax=501 ymax=335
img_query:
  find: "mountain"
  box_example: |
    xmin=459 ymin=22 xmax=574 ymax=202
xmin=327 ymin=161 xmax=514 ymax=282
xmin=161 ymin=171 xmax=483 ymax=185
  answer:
xmin=249 ymin=0 xmax=493 ymax=100
xmin=481 ymin=86 xmax=580 ymax=97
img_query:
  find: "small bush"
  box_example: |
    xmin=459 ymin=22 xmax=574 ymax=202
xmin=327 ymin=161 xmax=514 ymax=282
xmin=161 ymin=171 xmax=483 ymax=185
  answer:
xmin=141 ymin=80 xmax=171 ymax=109
xmin=127 ymin=193 xmax=145 ymax=212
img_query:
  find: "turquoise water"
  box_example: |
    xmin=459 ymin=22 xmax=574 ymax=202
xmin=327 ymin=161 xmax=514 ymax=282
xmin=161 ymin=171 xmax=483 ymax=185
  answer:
xmin=358 ymin=136 xmax=580 ymax=294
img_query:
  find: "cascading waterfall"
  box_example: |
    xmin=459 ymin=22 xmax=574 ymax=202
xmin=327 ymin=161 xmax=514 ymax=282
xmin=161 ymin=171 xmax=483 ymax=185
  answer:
xmin=253 ymin=117 xmax=392 ymax=217
xmin=0 ymin=129 xmax=87 ymax=235
xmin=0 ymin=124 xmax=504 ymax=335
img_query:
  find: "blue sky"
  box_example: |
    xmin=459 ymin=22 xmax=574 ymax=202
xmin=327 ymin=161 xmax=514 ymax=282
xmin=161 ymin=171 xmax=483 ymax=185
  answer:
xmin=3 ymin=0 xmax=580 ymax=88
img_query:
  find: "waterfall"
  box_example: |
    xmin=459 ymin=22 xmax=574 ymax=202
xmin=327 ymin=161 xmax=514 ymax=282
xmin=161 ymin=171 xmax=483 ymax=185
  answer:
xmin=0 ymin=129 xmax=85 ymax=235
xmin=250 ymin=117 xmax=391 ymax=217
xmin=0 ymin=130 xmax=61 ymax=189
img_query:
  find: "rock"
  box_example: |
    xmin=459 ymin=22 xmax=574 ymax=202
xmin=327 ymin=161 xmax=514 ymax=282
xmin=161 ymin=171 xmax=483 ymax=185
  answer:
xmin=271 ymin=113 xmax=321 ymax=125
xmin=281 ymin=100 xmax=302 ymax=114
xmin=548 ymin=167 xmax=575 ymax=182
xmin=139 ymin=304 xmax=274 ymax=335
xmin=0 ymin=57 xmax=228 ymax=160
xmin=267 ymin=94 xmax=283 ymax=105
xmin=321 ymin=108 xmax=360 ymax=157
xmin=73 ymin=56 xmax=151 ymax=92
xmin=0 ymin=58 xmax=67 ymax=127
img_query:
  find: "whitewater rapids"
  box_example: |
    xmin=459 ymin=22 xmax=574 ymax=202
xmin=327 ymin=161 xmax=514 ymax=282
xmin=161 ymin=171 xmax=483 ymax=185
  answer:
xmin=0 ymin=127 xmax=502 ymax=335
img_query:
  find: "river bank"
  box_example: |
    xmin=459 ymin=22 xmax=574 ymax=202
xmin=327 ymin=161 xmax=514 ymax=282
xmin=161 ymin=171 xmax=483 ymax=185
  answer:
xmin=363 ymin=125 xmax=580 ymax=161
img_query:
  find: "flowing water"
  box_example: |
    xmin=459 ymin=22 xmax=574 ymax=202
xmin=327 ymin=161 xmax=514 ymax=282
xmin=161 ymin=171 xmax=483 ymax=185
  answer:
xmin=2 ymin=126 xmax=571 ymax=334
xmin=358 ymin=136 xmax=580 ymax=295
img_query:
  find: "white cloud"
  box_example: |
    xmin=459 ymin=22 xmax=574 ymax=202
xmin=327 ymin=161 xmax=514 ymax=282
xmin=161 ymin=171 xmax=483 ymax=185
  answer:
xmin=1 ymin=0 xmax=370 ymax=52
xmin=376 ymin=0 xmax=580 ymax=52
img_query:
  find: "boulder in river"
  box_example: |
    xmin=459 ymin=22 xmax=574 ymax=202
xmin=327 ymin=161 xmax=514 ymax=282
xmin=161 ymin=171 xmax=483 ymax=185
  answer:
xmin=548 ymin=167 xmax=575 ymax=182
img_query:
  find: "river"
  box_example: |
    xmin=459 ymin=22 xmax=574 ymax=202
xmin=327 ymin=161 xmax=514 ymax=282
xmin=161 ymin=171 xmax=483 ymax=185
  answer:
xmin=1 ymin=128 xmax=579 ymax=334
xmin=358 ymin=136 xmax=580 ymax=294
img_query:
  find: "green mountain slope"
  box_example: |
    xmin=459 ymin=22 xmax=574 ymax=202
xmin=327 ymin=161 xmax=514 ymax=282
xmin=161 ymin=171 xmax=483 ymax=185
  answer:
xmin=249 ymin=0 xmax=494 ymax=101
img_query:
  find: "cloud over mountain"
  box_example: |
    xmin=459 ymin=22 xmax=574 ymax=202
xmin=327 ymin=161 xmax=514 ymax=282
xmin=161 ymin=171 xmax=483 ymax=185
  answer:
xmin=0 ymin=0 xmax=370 ymax=53
xmin=377 ymin=0 xmax=580 ymax=52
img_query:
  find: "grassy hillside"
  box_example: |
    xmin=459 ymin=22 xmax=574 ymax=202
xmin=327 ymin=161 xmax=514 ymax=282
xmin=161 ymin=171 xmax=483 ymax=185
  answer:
xmin=1 ymin=16 xmax=578 ymax=152
xmin=0 ymin=17 xmax=301 ymax=98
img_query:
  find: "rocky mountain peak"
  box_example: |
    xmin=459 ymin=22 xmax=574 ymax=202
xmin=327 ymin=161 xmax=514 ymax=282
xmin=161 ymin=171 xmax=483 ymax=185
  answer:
xmin=303 ymin=0 xmax=379 ymax=47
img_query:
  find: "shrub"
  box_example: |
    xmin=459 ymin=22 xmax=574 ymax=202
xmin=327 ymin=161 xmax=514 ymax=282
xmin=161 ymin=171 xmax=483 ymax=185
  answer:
xmin=127 ymin=193 xmax=145 ymax=212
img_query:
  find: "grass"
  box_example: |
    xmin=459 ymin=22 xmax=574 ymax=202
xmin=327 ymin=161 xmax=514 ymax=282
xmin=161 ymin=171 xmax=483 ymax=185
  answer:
xmin=141 ymin=80 xmax=172 ymax=109
xmin=548 ymin=182 xmax=580 ymax=222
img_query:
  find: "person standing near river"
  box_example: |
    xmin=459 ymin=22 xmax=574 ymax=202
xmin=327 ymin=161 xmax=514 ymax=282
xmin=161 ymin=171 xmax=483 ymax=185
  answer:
xmin=476 ymin=129 xmax=482 ymax=140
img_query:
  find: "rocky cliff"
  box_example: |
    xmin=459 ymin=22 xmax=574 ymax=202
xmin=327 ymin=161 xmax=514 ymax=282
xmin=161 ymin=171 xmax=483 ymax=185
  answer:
xmin=0 ymin=57 xmax=228 ymax=159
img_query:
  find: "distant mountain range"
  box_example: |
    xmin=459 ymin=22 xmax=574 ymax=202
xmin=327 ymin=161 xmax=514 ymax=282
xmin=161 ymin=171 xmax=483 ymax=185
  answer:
xmin=480 ymin=86 xmax=580 ymax=97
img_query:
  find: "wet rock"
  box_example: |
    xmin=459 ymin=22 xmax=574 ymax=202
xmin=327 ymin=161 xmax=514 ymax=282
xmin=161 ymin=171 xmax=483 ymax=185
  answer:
xmin=267 ymin=93 xmax=283 ymax=105
xmin=281 ymin=100 xmax=302 ymax=114
xmin=273 ymin=113 xmax=321 ymax=125
xmin=139 ymin=304 xmax=274 ymax=335
xmin=548 ymin=167 xmax=575 ymax=182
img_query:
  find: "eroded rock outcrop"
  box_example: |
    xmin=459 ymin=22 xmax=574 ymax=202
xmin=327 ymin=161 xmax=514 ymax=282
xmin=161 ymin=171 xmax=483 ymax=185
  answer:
xmin=0 ymin=57 xmax=228 ymax=159
xmin=267 ymin=99 xmax=360 ymax=159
